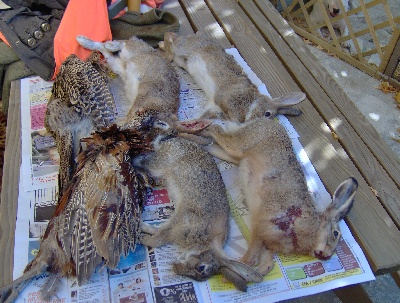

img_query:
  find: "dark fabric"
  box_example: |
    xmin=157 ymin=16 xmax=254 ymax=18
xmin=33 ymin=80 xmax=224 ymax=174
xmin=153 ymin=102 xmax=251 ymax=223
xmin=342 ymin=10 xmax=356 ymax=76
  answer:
xmin=0 ymin=6 xmax=64 ymax=80
xmin=2 ymin=0 xmax=68 ymax=10
xmin=1 ymin=59 xmax=35 ymax=114
xmin=0 ymin=1 xmax=67 ymax=112
xmin=110 ymin=8 xmax=180 ymax=47
xmin=0 ymin=41 xmax=20 ymax=100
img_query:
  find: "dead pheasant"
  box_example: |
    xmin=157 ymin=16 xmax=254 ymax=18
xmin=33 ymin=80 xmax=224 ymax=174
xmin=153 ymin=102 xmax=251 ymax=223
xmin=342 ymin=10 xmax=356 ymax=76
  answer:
xmin=0 ymin=125 xmax=152 ymax=302
xmin=45 ymin=52 xmax=116 ymax=196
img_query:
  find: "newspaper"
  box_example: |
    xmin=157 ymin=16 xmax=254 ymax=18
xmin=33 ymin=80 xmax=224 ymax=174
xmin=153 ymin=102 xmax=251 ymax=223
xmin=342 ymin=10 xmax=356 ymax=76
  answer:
xmin=12 ymin=49 xmax=375 ymax=303
xmin=20 ymin=77 xmax=59 ymax=191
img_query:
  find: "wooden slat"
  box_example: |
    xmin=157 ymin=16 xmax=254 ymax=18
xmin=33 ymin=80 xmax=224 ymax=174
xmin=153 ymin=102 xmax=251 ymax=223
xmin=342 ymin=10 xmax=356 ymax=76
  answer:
xmin=0 ymin=81 xmax=21 ymax=287
xmin=358 ymin=0 xmax=384 ymax=60
xmin=289 ymin=0 xmax=316 ymax=19
xmin=354 ymin=45 xmax=388 ymax=58
xmin=179 ymin=0 xmax=231 ymax=49
xmin=163 ymin=0 xmax=194 ymax=36
xmin=251 ymin=0 xmax=400 ymax=212
xmin=297 ymin=0 xmax=318 ymax=37
xmin=307 ymin=0 xmax=387 ymax=28
xmin=336 ymin=0 xmax=364 ymax=60
xmin=380 ymin=28 xmax=400 ymax=73
xmin=204 ymin=0 xmax=400 ymax=274
xmin=339 ymin=16 xmax=400 ymax=45
xmin=334 ymin=284 xmax=373 ymax=303
xmin=310 ymin=0 xmax=342 ymax=49
xmin=382 ymin=0 xmax=397 ymax=31
xmin=288 ymin=23 xmax=380 ymax=78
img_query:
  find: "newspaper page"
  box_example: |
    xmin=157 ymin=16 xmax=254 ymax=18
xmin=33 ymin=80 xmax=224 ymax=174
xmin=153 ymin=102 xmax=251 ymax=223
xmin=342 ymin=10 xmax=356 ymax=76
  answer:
xmin=20 ymin=76 xmax=59 ymax=191
xmin=12 ymin=49 xmax=374 ymax=303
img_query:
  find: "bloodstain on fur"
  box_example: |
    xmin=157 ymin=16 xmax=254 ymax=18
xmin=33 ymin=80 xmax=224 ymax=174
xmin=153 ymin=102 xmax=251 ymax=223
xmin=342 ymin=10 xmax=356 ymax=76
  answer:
xmin=272 ymin=206 xmax=302 ymax=248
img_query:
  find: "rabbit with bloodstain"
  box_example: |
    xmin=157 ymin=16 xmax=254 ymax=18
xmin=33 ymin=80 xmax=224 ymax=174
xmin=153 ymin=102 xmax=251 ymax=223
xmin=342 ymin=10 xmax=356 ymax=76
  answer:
xmin=160 ymin=31 xmax=305 ymax=122
xmin=199 ymin=118 xmax=358 ymax=275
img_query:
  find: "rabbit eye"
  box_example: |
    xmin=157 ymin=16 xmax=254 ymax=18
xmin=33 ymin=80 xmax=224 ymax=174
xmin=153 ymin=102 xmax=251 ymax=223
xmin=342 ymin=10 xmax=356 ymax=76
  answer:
xmin=333 ymin=230 xmax=339 ymax=238
xmin=265 ymin=111 xmax=272 ymax=118
xmin=196 ymin=265 xmax=206 ymax=273
xmin=111 ymin=50 xmax=121 ymax=56
xmin=154 ymin=121 xmax=169 ymax=129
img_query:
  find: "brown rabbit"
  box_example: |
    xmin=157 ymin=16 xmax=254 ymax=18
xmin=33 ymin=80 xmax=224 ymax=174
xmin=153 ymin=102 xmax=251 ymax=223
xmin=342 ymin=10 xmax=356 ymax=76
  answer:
xmin=76 ymin=35 xmax=180 ymax=127
xmin=198 ymin=118 xmax=358 ymax=275
xmin=160 ymin=32 xmax=305 ymax=122
xmin=134 ymin=119 xmax=263 ymax=291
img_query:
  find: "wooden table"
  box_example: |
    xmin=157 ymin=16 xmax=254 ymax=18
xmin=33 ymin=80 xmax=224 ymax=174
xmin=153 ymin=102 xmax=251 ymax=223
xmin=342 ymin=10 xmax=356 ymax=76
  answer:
xmin=1 ymin=1 xmax=400 ymax=302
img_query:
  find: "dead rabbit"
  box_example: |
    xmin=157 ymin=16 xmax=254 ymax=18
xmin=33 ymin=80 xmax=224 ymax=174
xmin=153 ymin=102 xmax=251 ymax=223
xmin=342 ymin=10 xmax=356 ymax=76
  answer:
xmin=160 ymin=31 xmax=306 ymax=122
xmin=198 ymin=118 xmax=358 ymax=275
xmin=134 ymin=118 xmax=263 ymax=291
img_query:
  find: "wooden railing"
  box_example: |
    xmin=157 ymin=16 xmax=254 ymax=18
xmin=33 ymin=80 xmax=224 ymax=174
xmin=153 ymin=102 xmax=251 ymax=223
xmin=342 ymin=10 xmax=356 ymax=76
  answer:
xmin=278 ymin=0 xmax=400 ymax=87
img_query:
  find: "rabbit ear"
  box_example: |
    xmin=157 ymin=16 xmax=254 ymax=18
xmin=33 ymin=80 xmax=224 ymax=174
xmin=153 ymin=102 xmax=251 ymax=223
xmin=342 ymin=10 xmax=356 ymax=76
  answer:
xmin=175 ymin=119 xmax=213 ymax=134
xmin=104 ymin=40 xmax=124 ymax=52
xmin=220 ymin=267 xmax=248 ymax=292
xmin=165 ymin=32 xmax=179 ymax=44
xmin=272 ymin=92 xmax=306 ymax=116
xmin=331 ymin=177 xmax=358 ymax=221
xmin=220 ymin=259 xmax=263 ymax=283
xmin=76 ymin=35 xmax=98 ymax=50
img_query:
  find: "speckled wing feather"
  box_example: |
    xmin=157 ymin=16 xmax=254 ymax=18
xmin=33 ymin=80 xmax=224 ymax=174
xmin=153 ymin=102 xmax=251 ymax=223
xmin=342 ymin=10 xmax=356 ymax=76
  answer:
xmin=44 ymin=54 xmax=116 ymax=195
xmin=48 ymin=54 xmax=115 ymax=127
xmin=0 ymin=126 xmax=153 ymax=299
xmin=56 ymin=125 xmax=151 ymax=284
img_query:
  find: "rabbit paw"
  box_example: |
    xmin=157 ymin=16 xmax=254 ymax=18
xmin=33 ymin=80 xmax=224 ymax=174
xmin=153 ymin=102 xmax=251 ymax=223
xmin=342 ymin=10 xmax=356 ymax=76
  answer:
xmin=255 ymin=249 xmax=274 ymax=276
xmin=140 ymin=234 xmax=157 ymax=247
xmin=140 ymin=222 xmax=158 ymax=235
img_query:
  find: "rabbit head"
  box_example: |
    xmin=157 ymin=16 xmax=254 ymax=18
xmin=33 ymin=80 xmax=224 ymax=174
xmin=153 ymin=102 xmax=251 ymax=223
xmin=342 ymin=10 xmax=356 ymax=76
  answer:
xmin=172 ymin=250 xmax=221 ymax=281
xmin=261 ymin=177 xmax=358 ymax=261
xmin=172 ymin=249 xmax=263 ymax=291
xmin=246 ymin=92 xmax=306 ymax=121
xmin=311 ymin=177 xmax=358 ymax=260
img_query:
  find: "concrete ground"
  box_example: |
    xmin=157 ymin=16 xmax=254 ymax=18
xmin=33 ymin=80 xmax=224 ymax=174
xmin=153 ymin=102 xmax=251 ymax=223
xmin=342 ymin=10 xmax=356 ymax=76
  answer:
xmin=279 ymin=45 xmax=400 ymax=303
xmin=307 ymin=45 xmax=400 ymax=158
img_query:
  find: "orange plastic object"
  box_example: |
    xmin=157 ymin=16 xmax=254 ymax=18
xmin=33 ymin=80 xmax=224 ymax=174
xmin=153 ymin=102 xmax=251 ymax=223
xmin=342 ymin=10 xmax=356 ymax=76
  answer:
xmin=52 ymin=0 xmax=112 ymax=79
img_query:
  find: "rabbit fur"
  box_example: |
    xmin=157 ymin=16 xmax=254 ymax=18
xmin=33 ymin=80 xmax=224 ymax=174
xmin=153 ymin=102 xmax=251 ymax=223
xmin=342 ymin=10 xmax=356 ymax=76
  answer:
xmin=199 ymin=118 xmax=358 ymax=275
xmin=76 ymin=35 xmax=180 ymax=127
xmin=134 ymin=119 xmax=263 ymax=291
xmin=160 ymin=32 xmax=306 ymax=122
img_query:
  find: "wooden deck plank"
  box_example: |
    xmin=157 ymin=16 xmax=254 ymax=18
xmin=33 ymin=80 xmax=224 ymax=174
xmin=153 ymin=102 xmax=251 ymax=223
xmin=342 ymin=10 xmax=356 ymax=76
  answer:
xmin=179 ymin=0 xmax=232 ymax=48
xmin=0 ymin=81 xmax=21 ymax=287
xmin=239 ymin=0 xmax=400 ymax=230
xmin=252 ymin=0 xmax=400 ymax=188
xmin=334 ymin=284 xmax=374 ymax=303
xmin=163 ymin=0 xmax=194 ymax=36
xmin=205 ymin=0 xmax=400 ymax=274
